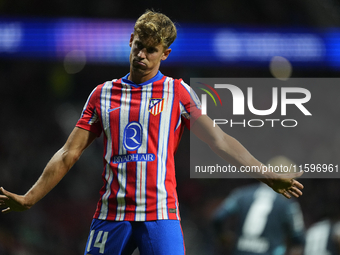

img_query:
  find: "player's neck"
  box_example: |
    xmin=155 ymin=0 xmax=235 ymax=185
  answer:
xmin=128 ymin=69 xmax=159 ymax=84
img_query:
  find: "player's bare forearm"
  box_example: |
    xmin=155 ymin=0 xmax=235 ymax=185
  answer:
xmin=191 ymin=115 xmax=303 ymax=198
xmin=216 ymin=140 xmax=305 ymax=198
xmin=192 ymin=115 xmax=265 ymax=169
xmin=209 ymin=132 xmax=260 ymax=169
xmin=0 ymin=127 xmax=96 ymax=213
xmin=24 ymin=147 xmax=79 ymax=207
xmin=0 ymin=148 xmax=75 ymax=213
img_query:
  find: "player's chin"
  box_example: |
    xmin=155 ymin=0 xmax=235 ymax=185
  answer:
xmin=132 ymin=67 xmax=146 ymax=75
xmin=132 ymin=65 xmax=147 ymax=73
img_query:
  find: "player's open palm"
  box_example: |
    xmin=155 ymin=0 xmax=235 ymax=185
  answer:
xmin=267 ymin=172 xmax=304 ymax=199
xmin=0 ymin=187 xmax=29 ymax=213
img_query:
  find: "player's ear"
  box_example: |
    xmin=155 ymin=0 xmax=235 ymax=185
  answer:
xmin=161 ymin=48 xmax=171 ymax=61
xmin=129 ymin=33 xmax=134 ymax=47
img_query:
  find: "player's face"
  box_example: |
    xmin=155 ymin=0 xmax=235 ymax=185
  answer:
xmin=129 ymin=33 xmax=171 ymax=77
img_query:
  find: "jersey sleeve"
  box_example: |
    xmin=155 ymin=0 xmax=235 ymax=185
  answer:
xmin=76 ymin=86 xmax=102 ymax=137
xmin=179 ymin=80 xmax=202 ymax=129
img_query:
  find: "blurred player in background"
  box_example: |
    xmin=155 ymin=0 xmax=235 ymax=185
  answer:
xmin=212 ymin=156 xmax=305 ymax=255
xmin=303 ymin=205 xmax=340 ymax=255
xmin=0 ymin=10 xmax=303 ymax=255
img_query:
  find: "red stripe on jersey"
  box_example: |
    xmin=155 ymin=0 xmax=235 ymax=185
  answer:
xmin=76 ymin=74 xmax=200 ymax=221
xmin=107 ymin=81 xmax=125 ymax=220
xmin=145 ymin=77 xmax=166 ymax=221
xmin=164 ymin=78 xmax=180 ymax=220
xmin=122 ymin=85 xmax=142 ymax=221
xmin=93 ymin=80 xmax=124 ymax=220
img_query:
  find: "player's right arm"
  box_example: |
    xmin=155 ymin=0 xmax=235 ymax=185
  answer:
xmin=191 ymin=115 xmax=304 ymax=198
xmin=0 ymin=127 xmax=97 ymax=213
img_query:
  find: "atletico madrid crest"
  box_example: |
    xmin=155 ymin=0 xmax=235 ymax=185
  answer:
xmin=149 ymin=98 xmax=164 ymax=116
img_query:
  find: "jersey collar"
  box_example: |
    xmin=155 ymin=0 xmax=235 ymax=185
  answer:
xmin=121 ymin=71 xmax=164 ymax=87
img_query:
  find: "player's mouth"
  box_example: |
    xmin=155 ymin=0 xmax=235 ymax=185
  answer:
xmin=133 ymin=59 xmax=147 ymax=67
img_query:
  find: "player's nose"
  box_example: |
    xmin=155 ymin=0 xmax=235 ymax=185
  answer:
xmin=137 ymin=48 xmax=146 ymax=58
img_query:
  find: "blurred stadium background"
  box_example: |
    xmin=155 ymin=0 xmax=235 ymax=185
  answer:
xmin=1 ymin=0 xmax=340 ymax=254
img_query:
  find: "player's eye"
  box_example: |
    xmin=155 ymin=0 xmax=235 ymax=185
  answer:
xmin=136 ymin=41 xmax=144 ymax=50
xmin=147 ymin=47 xmax=157 ymax=53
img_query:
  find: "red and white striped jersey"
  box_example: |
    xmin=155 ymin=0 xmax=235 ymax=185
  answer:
xmin=76 ymin=71 xmax=201 ymax=221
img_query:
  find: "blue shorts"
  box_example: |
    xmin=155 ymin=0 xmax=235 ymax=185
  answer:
xmin=84 ymin=219 xmax=185 ymax=255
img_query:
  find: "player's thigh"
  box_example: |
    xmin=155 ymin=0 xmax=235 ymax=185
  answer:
xmin=84 ymin=219 xmax=137 ymax=255
xmin=133 ymin=220 xmax=185 ymax=255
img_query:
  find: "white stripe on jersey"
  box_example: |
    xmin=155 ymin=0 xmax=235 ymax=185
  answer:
xmin=135 ymin=85 xmax=153 ymax=221
xmin=115 ymin=82 xmax=132 ymax=221
xmin=157 ymin=77 xmax=175 ymax=219
xmin=80 ymin=86 xmax=97 ymax=118
xmin=98 ymin=81 xmax=115 ymax=220
xmin=88 ymin=111 xmax=98 ymax=125
xmin=181 ymin=81 xmax=202 ymax=110
xmin=179 ymin=102 xmax=189 ymax=119
xmin=175 ymin=114 xmax=181 ymax=131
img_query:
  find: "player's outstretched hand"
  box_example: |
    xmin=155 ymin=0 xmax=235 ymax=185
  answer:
xmin=0 ymin=187 xmax=30 ymax=213
xmin=265 ymin=171 xmax=304 ymax=199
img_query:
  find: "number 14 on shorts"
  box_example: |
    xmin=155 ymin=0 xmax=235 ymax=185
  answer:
xmin=86 ymin=230 xmax=109 ymax=254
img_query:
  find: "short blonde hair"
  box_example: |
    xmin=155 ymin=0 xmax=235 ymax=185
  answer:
xmin=134 ymin=10 xmax=177 ymax=49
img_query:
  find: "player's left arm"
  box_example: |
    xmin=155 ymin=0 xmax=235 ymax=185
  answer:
xmin=191 ymin=115 xmax=303 ymax=198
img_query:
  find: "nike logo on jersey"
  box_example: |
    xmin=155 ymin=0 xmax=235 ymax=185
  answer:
xmin=108 ymin=107 xmax=121 ymax=113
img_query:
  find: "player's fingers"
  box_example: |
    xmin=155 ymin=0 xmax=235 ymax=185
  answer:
xmin=0 ymin=187 xmax=12 ymax=198
xmin=0 ymin=195 xmax=9 ymax=201
xmin=288 ymin=189 xmax=300 ymax=198
xmin=0 ymin=188 xmax=19 ymax=204
xmin=282 ymin=191 xmax=291 ymax=199
xmin=292 ymin=180 xmax=304 ymax=190
xmin=1 ymin=207 xmax=11 ymax=214
xmin=288 ymin=186 xmax=302 ymax=196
